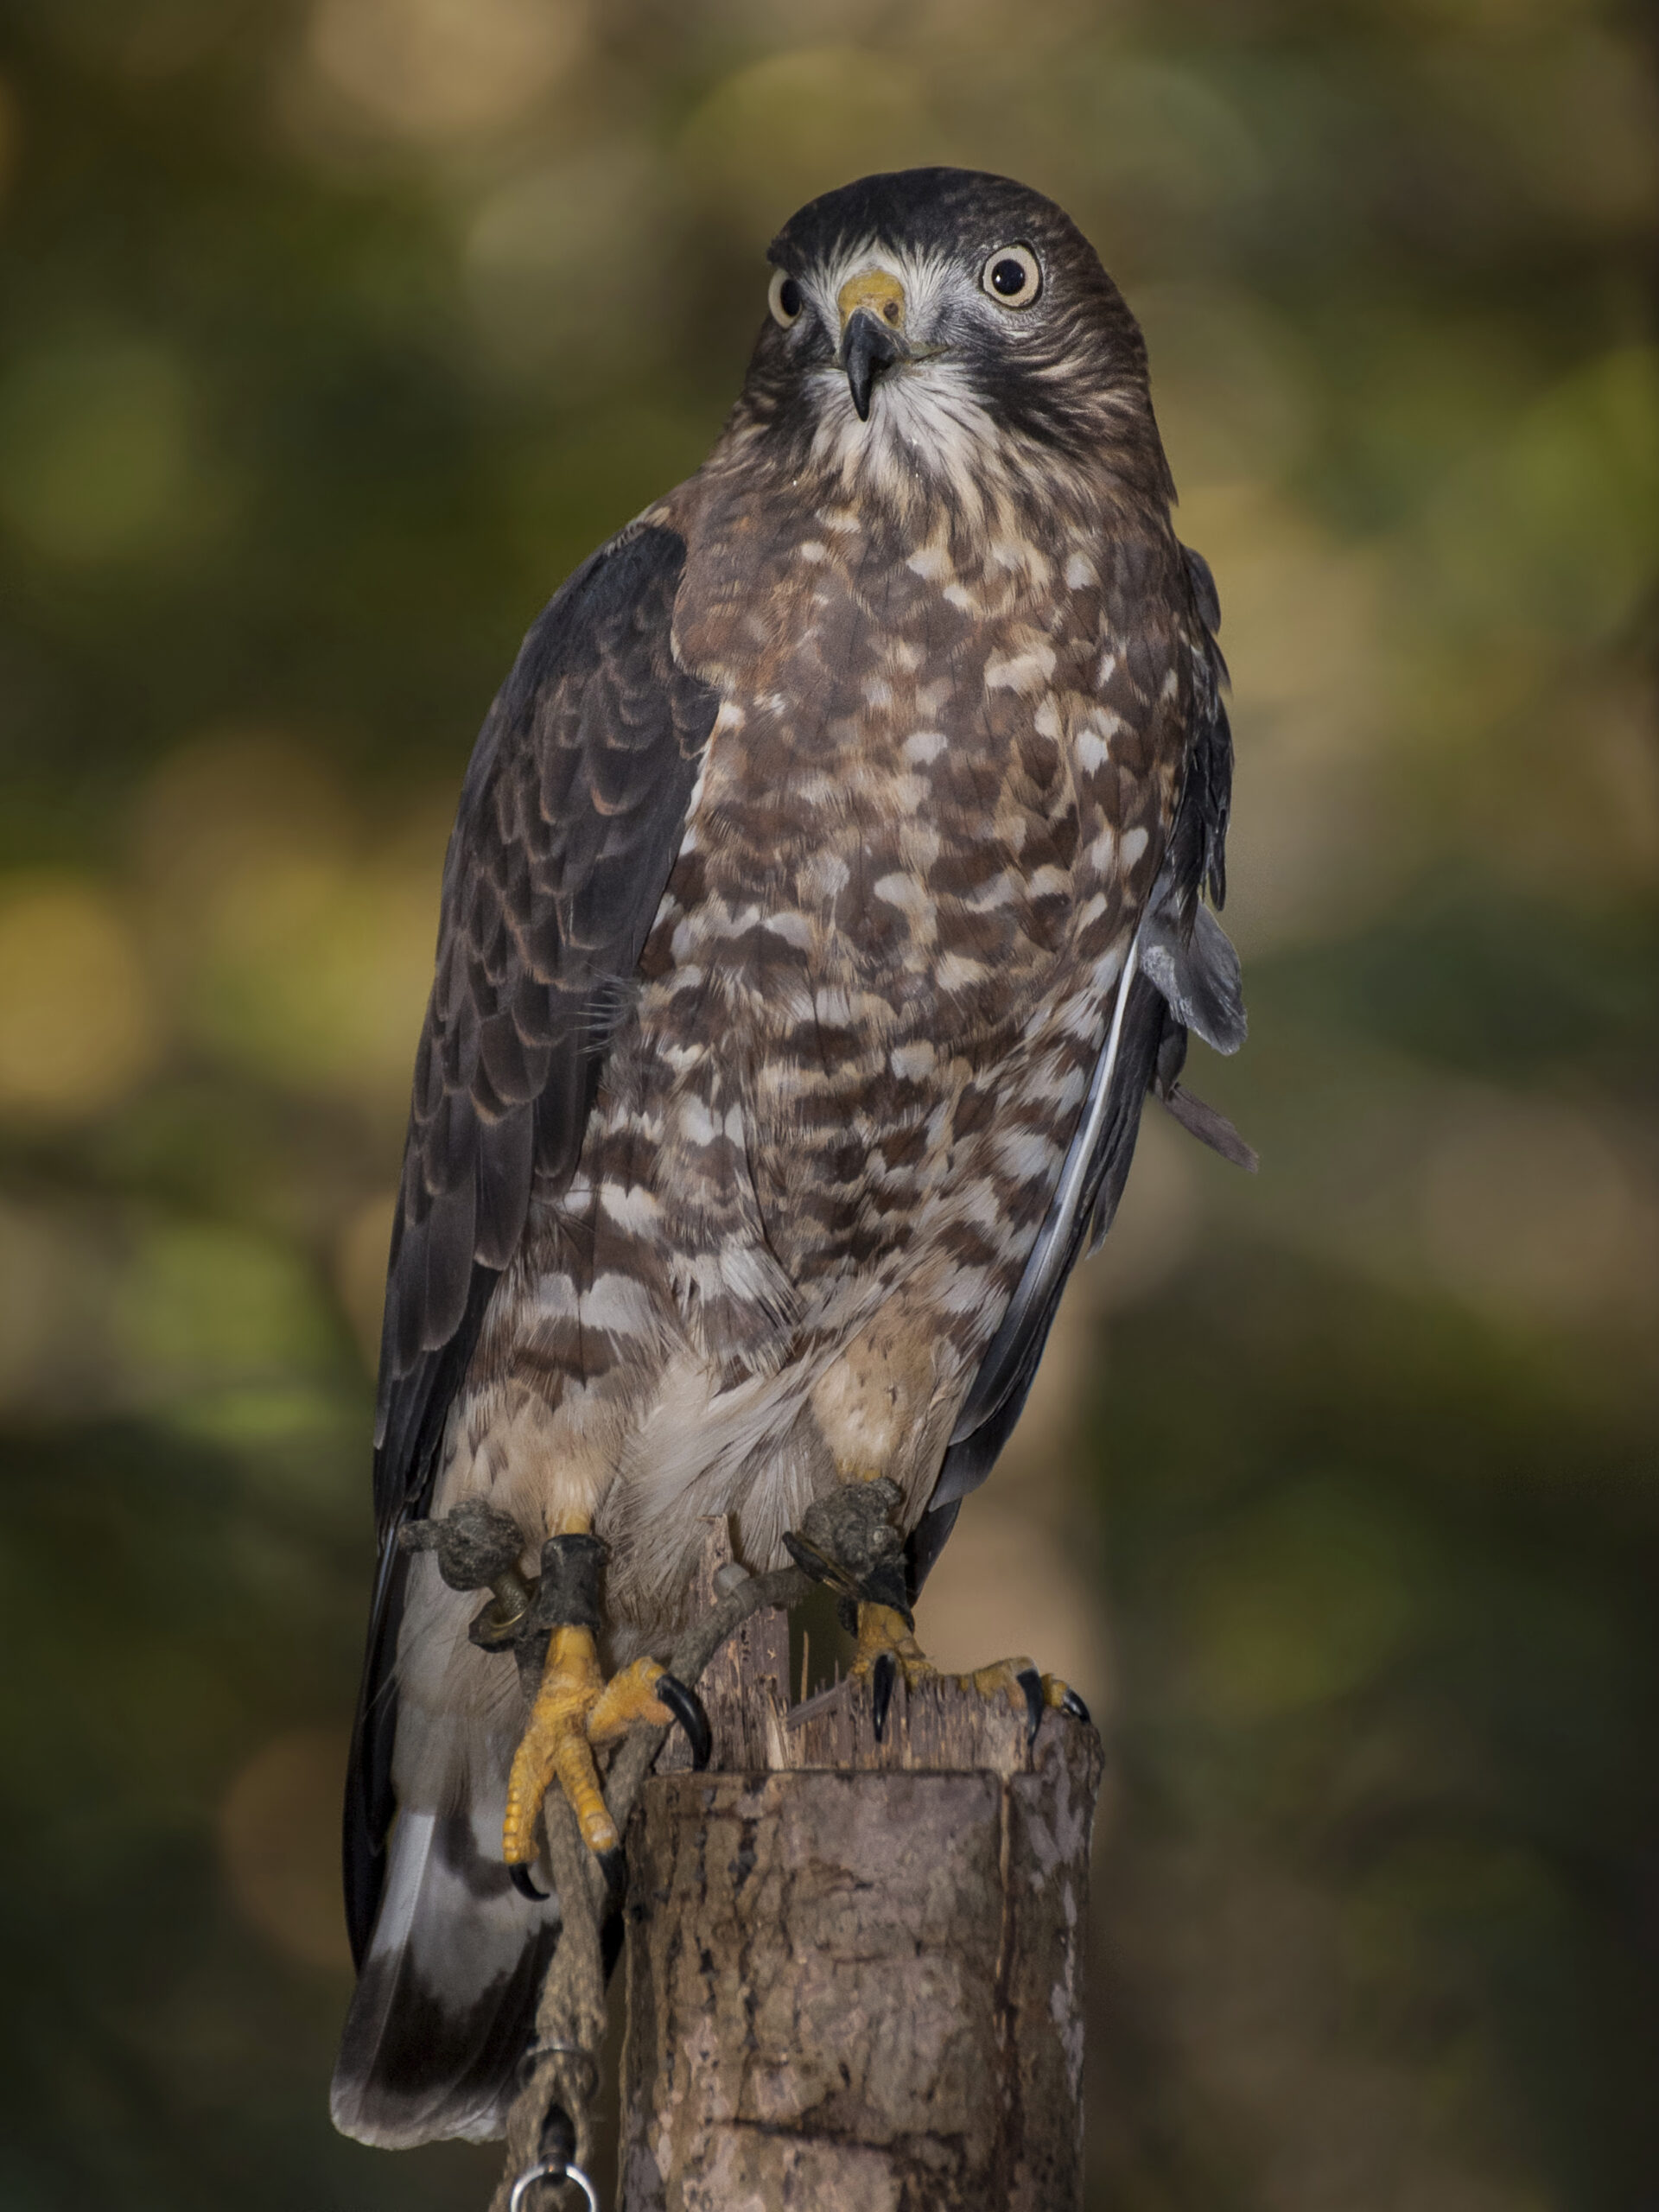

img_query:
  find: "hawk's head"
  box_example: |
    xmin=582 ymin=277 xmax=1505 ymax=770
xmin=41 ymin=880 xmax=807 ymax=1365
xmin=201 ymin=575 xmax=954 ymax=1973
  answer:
xmin=734 ymin=168 xmax=1171 ymax=517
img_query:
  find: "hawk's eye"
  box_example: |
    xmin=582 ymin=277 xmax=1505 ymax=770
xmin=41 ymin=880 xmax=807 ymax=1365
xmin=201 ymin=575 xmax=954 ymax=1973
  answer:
xmin=982 ymin=245 xmax=1041 ymax=308
xmin=768 ymin=270 xmax=804 ymax=328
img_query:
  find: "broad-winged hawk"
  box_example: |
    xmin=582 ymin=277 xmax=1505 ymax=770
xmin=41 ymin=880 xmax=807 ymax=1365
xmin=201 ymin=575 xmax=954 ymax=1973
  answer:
xmin=333 ymin=166 xmax=1248 ymax=2149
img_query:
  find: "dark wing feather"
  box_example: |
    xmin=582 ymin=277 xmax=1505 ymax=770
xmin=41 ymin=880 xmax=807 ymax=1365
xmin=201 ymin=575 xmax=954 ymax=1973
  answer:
xmin=909 ymin=541 xmax=1241 ymax=1592
xmin=345 ymin=521 xmax=718 ymax=1964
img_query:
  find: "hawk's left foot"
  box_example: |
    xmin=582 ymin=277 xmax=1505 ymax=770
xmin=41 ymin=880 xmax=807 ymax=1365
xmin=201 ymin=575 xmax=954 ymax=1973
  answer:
xmin=782 ymin=1476 xmax=913 ymax=1625
xmin=783 ymin=1481 xmax=1089 ymax=1745
xmin=850 ymin=1601 xmax=1088 ymax=1746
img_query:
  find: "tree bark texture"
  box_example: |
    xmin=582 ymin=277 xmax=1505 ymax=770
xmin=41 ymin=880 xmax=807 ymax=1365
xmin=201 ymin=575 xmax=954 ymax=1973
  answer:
xmin=619 ymin=1525 xmax=1104 ymax=2210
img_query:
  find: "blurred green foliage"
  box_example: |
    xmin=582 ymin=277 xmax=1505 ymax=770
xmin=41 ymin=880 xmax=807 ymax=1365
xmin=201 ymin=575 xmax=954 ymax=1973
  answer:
xmin=0 ymin=2 xmax=1652 ymax=2207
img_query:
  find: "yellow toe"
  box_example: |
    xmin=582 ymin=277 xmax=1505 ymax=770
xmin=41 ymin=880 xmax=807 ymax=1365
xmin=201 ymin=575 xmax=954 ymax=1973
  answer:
xmin=502 ymin=1624 xmax=618 ymax=1863
xmin=851 ymin=1601 xmax=930 ymax=1681
xmin=586 ymin=1655 xmax=674 ymax=1746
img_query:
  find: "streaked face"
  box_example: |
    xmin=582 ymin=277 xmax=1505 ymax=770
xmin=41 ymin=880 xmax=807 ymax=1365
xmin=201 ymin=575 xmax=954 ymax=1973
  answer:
xmin=766 ymin=236 xmax=1046 ymax=425
xmin=741 ymin=168 xmax=1155 ymax=510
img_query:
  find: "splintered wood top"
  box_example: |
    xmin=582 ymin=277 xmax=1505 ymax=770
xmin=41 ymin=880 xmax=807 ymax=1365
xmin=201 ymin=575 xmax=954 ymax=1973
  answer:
xmin=652 ymin=1516 xmax=1071 ymax=1781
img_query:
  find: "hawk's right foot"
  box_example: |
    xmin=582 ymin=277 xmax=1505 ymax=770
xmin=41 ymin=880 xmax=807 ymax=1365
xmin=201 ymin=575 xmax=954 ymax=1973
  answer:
xmin=503 ymin=1630 xmax=686 ymax=1868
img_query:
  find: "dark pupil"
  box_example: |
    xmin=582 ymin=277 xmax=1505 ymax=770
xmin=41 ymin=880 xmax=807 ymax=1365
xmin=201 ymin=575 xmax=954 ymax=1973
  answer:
xmin=779 ymin=277 xmax=803 ymax=318
xmin=991 ymin=257 xmax=1027 ymax=296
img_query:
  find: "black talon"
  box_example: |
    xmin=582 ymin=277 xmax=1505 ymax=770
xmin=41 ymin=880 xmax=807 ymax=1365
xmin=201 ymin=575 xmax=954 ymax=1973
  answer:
xmin=871 ymin=1649 xmax=897 ymax=1742
xmin=658 ymin=1672 xmax=712 ymax=1770
xmin=597 ymin=1845 xmax=627 ymax=1900
xmin=1017 ymin=1667 xmax=1045 ymax=1751
xmin=511 ymin=1864 xmax=550 ymax=1902
xmin=1060 ymin=1686 xmax=1091 ymax=1726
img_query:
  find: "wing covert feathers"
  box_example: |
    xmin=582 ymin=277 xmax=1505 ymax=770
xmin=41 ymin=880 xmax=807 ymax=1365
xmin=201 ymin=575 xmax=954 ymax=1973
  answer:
xmin=375 ymin=521 xmax=718 ymax=1491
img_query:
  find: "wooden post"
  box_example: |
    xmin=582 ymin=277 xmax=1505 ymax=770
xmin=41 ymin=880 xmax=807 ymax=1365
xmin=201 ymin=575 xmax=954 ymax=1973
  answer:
xmin=618 ymin=1525 xmax=1104 ymax=2210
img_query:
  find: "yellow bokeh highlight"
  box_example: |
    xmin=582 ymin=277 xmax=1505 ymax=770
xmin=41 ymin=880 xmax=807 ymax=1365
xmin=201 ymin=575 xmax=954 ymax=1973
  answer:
xmin=134 ymin=729 xmax=444 ymax=1119
xmin=219 ymin=1727 xmax=353 ymax=1973
xmin=0 ymin=876 xmax=159 ymax=1118
xmin=304 ymin=0 xmax=585 ymax=143
xmin=188 ymin=852 xmax=440 ymax=1111
xmin=680 ymin=49 xmax=944 ymax=238
xmin=462 ymin=143 xmax=669 ymax=381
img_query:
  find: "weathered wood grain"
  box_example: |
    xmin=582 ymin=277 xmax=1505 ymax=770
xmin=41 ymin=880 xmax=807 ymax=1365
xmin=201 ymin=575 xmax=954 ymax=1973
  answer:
xmin=620 ymin=1520 xmax=1103 ymax=2209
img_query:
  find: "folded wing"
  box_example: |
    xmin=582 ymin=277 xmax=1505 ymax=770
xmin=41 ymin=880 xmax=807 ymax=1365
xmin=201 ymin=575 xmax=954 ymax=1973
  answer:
xmin=344 ymin=520 xmax=719 ymax=1966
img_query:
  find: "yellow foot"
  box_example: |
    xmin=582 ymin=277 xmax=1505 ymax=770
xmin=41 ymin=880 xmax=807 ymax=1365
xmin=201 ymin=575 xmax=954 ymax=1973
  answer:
xmin=503 ymin=1628 xmax=675 ymax=1866
xmin=849 ymin=1603 xmax=1090 ymax=1745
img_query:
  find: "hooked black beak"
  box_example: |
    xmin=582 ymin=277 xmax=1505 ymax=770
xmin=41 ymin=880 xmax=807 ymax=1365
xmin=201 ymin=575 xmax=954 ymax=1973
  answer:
xmin=840 ymin=308 xmax=904 ymax=422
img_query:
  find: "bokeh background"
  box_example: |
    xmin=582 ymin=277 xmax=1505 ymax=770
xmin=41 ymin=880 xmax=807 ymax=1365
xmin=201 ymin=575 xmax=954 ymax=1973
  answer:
xmin=1 ymin=1 xmax=1654 ymax=2206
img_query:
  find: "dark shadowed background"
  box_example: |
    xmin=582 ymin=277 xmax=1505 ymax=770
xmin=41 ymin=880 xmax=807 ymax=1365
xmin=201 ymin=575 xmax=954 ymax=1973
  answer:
xmin=0 ymin=3 xmax=1654 ymax=2207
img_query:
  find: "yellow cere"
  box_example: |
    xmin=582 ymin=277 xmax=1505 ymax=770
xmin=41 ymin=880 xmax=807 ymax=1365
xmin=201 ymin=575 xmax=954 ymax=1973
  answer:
xmin=836 ymin=267 xmax=907 ymax=332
